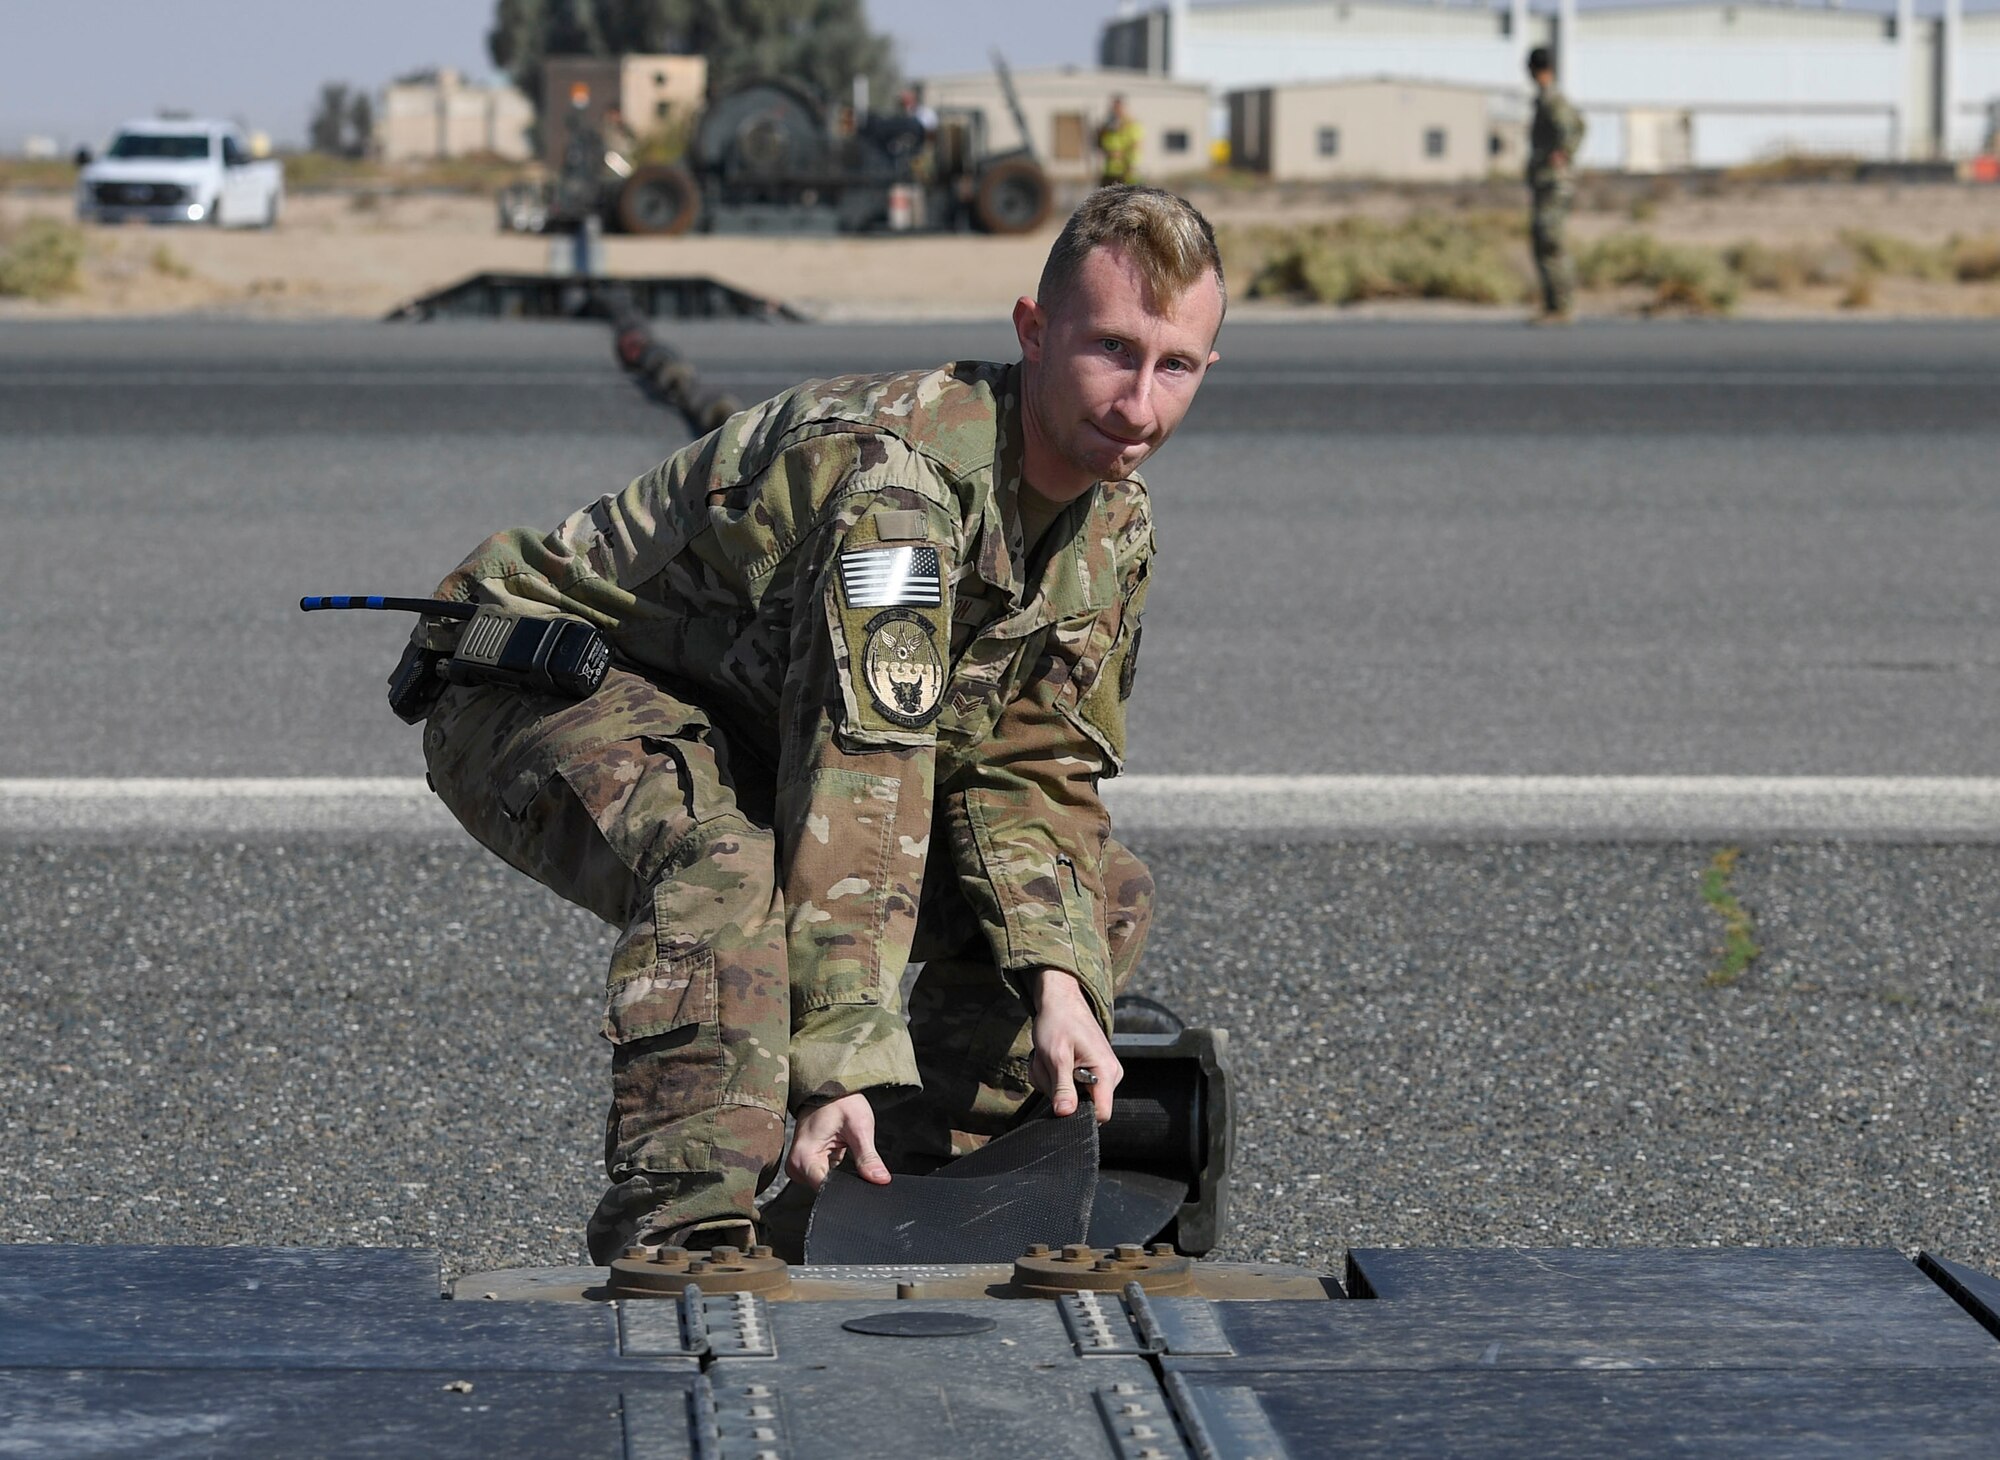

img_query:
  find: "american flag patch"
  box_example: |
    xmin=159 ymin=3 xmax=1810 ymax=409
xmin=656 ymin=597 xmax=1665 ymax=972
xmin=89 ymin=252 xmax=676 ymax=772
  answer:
xmin=839 ymin=545 xmax=941 ymax=608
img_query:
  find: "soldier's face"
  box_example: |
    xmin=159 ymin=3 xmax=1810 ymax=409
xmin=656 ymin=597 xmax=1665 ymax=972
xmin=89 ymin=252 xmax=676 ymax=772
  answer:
xmin=1015 ymin=244 xmax=1223 ymax=501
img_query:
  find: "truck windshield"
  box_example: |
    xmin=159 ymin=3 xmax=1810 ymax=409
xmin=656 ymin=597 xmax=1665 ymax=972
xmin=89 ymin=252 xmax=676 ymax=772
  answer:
xmin=107 ymin=133 xmax=210 ymax=160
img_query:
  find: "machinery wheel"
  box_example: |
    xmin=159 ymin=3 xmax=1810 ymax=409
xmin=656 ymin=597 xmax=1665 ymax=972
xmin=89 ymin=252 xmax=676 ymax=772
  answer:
xmin=618 ymin=166 xmax=700 ymax=236
xmin=973 ymin=157 xmax=1052 ymax=235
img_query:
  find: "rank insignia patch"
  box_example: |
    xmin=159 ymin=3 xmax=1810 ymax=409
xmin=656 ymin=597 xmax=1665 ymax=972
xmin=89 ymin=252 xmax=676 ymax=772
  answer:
xmin=860 ymin=608 xmax=945 ymax=727
xmin=840 ymin=545 xmax=941 ymax=608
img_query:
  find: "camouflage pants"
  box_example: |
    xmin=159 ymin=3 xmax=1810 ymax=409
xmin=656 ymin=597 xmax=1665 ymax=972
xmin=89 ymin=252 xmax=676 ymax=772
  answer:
xmin=1531 ymin=183 xmax=1574 ymax=315
xmin=423 ymin=668 xmax=1152 ymax=1259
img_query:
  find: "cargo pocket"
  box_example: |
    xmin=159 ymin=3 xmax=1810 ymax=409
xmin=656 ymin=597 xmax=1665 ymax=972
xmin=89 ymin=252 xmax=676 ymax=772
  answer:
xmin=603 ymin=941 xmax=717 ymax=1045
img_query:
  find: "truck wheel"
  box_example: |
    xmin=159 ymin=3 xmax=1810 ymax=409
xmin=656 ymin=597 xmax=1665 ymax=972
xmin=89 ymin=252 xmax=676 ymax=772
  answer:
xmin=973 ymin=158 xmax=1051 ymax=235
xmin=618 ymin=166 xmax=700 ymax=236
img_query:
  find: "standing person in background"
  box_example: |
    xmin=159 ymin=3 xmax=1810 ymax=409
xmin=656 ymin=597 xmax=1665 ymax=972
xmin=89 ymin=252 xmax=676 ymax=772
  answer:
xmin=1096 ymin=95 xmax=1142 ymax=188
xmin=1526 ymin=47 xmax=1586 ymax=323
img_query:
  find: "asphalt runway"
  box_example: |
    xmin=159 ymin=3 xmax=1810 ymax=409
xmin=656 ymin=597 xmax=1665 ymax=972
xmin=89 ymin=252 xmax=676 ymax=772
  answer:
xmin=3 ymin=315 xmax=1999 ymax=1277
xmin=4 ymin=317 xmax=2000 ymax=775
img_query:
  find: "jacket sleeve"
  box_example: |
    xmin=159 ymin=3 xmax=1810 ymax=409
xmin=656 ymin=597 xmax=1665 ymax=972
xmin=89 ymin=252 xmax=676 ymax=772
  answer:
xmin=938 ymin=535 xmax=1152 ymax=1035
xmin=775 ymin=482 xmax=962 ymax=1110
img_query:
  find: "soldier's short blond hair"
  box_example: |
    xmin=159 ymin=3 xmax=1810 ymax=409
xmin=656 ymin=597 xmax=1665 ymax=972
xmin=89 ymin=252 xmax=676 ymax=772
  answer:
xmin=1038 ymin=185 xmax=1226 ymax=324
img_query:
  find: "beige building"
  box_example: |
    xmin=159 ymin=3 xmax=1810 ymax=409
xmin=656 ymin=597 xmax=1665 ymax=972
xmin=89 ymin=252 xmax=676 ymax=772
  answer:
xmin=377 ymin=68 xmax=533 ymax=163
xmin=919 ymin=67 xmax=1211 ymax=183
xmin=1228 ymin=77 xmax=1523 ymax=182
xmin=541 ymin=55 xmax=707 ymax=170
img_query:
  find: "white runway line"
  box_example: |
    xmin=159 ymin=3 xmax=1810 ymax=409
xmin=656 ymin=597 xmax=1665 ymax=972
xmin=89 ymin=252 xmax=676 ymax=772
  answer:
xmin=7 ymin=776 xmax=2000 ymax=840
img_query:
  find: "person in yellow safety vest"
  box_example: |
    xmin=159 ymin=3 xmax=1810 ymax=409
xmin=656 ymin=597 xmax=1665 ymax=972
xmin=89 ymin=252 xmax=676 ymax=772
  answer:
xmin=1096 ymin=95 xmax=1142 ymax=188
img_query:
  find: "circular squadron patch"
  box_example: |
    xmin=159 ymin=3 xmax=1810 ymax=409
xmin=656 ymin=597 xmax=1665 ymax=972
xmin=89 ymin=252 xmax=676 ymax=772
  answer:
xmin=861 ymin=608 xmax=945 ymax=728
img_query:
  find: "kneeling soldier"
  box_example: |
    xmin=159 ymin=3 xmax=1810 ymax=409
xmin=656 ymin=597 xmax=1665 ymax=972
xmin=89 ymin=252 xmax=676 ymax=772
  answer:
xmin=417 ymin=186 xmax=1226 ymax=1261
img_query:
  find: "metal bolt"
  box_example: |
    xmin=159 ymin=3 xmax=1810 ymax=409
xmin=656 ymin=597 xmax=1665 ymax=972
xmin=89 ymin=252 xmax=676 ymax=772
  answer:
xmin=622 ymin=1244 xmax=648 ymax=1261
xmin=711 ymin=1245 xmax=741 ymax=1262
xmin=1111 ymin=1383 xmax=1139 ymax=1395
xmin=743 ymin=1386 xmax=771 ymax=1398
xmin=750 ymin=1244 xmax=774 ymax=1259
xmin=1121 ymin=1402 xmax=1146 ymax=1417
xmin=746 ymin=1405 xmax=774 ymax=1420
xmin=752 ymin=1427 xmax=776 ymax=1440
xmin=897 ymin=1281 xmax=921 ymax=1299
xmin=1151 ymin=1243 xmax=1176 ymax=1257
xmin=1025 ymin=1243 xmax=1050 ymax=1257
xmin=1095 ymin=1259 xmax=1117 ymax=1272
xmin=1062 ymin=1244 xmax=1092 ymax=1263
xmin=1130 ymin=1425 xmax=1158 ymax=1439
xmin=1115 ymin=1243 xmax=1145 ymax=1262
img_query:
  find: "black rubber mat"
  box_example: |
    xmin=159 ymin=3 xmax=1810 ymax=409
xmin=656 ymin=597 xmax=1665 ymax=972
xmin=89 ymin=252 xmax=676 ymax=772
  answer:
xmin=1086 ymin=1168 xmax=1189 ymax=1249
xmin=804 ymin=1114 xmax=1098 ymax=1264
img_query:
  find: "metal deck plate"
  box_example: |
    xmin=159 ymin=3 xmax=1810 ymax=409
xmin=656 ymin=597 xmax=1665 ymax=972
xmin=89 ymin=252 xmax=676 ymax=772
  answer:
xmin=1159 ymin=1287 xmax=2000 ymax=1372
xmin=1346 ymin=1245 xmax=1941 ymax=1307
xmin=1165 ymin=1368 xmax=2000 ymax=1459
xmin=0 ymin=1368 xmax=696 ymax=1460
xmin=702 ymin=1299 xmax=1163 ymax=1459
xmin=0 ymin=1245 xmax=685 ymax=1374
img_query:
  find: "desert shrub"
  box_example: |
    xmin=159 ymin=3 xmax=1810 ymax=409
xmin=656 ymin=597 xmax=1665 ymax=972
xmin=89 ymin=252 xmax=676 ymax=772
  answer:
xmin=1951 ymin=234 xmax=2000 ymax=282
xmin=1722 ymin=239 xmax=1854 ymax=293
xmin=149 ymin=244 xmax=191 ymax=279
xmin=1578 ymin=231 xmax=1737 ymax=314
xmin=1839 ymin=229 xmax=1952 ymax=281
xmin=0 ymin=218 xmax=84 ymax=299
xmin=1239 ymin=213 xmax=1529 ymax=306
xmin=1841 ymin=273 xmax=1878 ymax=309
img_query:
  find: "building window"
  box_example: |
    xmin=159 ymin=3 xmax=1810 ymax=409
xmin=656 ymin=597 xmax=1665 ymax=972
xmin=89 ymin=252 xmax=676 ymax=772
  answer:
xmin=656 ymin=100 xmax=670 ymax=119
xmin=1164 ymin=129 xmax=1189 ymax=153
xmin=1318 ymin=126 xmax=1340 ymax=157
xmin=1424 ymin=128 xmax=1446 ymax=158
xmin=1053 ymin=112 xmax=1085 ymax=162
xmin=1488 ymin=132 xmax=1503 ymax=157
xmin=654 ymin=71 xmax=667 ymax=85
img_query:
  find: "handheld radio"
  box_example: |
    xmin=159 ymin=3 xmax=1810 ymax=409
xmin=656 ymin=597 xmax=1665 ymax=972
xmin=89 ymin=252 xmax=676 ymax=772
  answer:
xmin=300 ymin=595 xmax=612 ymax=724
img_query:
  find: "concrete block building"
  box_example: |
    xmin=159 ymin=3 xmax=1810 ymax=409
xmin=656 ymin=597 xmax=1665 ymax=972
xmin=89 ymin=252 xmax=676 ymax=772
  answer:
xmin=376 ymin=68 xmax=534 ymax=163
xmin=1229 ymin=76 xmax=1527 ymax=180
xmin=918 ymin=67 xmax=1214 ymax=182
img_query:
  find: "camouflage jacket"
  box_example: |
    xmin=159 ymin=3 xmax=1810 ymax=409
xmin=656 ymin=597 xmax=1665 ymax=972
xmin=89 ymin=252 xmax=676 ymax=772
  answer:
xmin=425 ymin=362 xmax=1153 ymax=1108
xmin=1528 ymin=84 xmax=1586 ymax=189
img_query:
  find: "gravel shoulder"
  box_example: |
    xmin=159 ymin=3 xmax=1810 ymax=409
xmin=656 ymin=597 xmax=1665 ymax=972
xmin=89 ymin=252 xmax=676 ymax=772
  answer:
xmin=5 ymin=840 xmax=1992 ymax=1280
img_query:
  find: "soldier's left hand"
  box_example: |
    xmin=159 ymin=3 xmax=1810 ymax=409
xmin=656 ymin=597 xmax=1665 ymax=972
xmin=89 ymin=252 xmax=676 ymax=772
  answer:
xmin=1030 ymin=969 xmax=1122 ymax=1123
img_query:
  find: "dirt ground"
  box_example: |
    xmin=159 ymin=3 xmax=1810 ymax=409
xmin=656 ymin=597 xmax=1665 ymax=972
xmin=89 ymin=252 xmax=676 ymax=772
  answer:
xmin=8 ymin=179 xmax=2000 ymax=321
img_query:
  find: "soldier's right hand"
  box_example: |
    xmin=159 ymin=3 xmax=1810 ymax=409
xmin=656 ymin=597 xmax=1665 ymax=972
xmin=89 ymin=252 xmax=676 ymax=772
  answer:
xmin=786 ymin=1092 xmax=892 ymax=1191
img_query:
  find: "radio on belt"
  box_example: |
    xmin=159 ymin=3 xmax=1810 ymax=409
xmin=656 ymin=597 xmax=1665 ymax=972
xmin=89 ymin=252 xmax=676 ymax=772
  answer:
xmin=299 ymin=594 xmax=612 ymax=723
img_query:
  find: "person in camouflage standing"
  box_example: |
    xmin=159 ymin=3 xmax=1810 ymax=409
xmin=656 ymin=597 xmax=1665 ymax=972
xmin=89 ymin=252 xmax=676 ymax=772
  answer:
xmin=1096 ymin=95 xmax=1142 ymax=188
xmin=415 ymin=185 xmax=1226 ymax=1262
xmin=1526 ymin=46 xmax=1586 ymax=322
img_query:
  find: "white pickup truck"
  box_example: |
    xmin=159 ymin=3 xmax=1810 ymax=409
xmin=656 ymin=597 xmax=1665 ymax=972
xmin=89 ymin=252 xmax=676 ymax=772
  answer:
xmin=76 ymin=119 xmax=284 ymax=228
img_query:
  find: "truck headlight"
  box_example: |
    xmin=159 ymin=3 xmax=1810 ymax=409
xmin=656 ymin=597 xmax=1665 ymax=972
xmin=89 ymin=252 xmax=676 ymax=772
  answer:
xmin=186 ymin=203 xmax=205 ymax=221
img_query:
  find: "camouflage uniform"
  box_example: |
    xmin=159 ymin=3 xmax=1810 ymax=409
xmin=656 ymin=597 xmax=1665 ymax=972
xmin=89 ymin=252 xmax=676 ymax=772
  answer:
xmin=1528 ymin=82 xmax=1587 ymax=317
xmin=418 ymin=362 xmax=1155 ymax=1260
